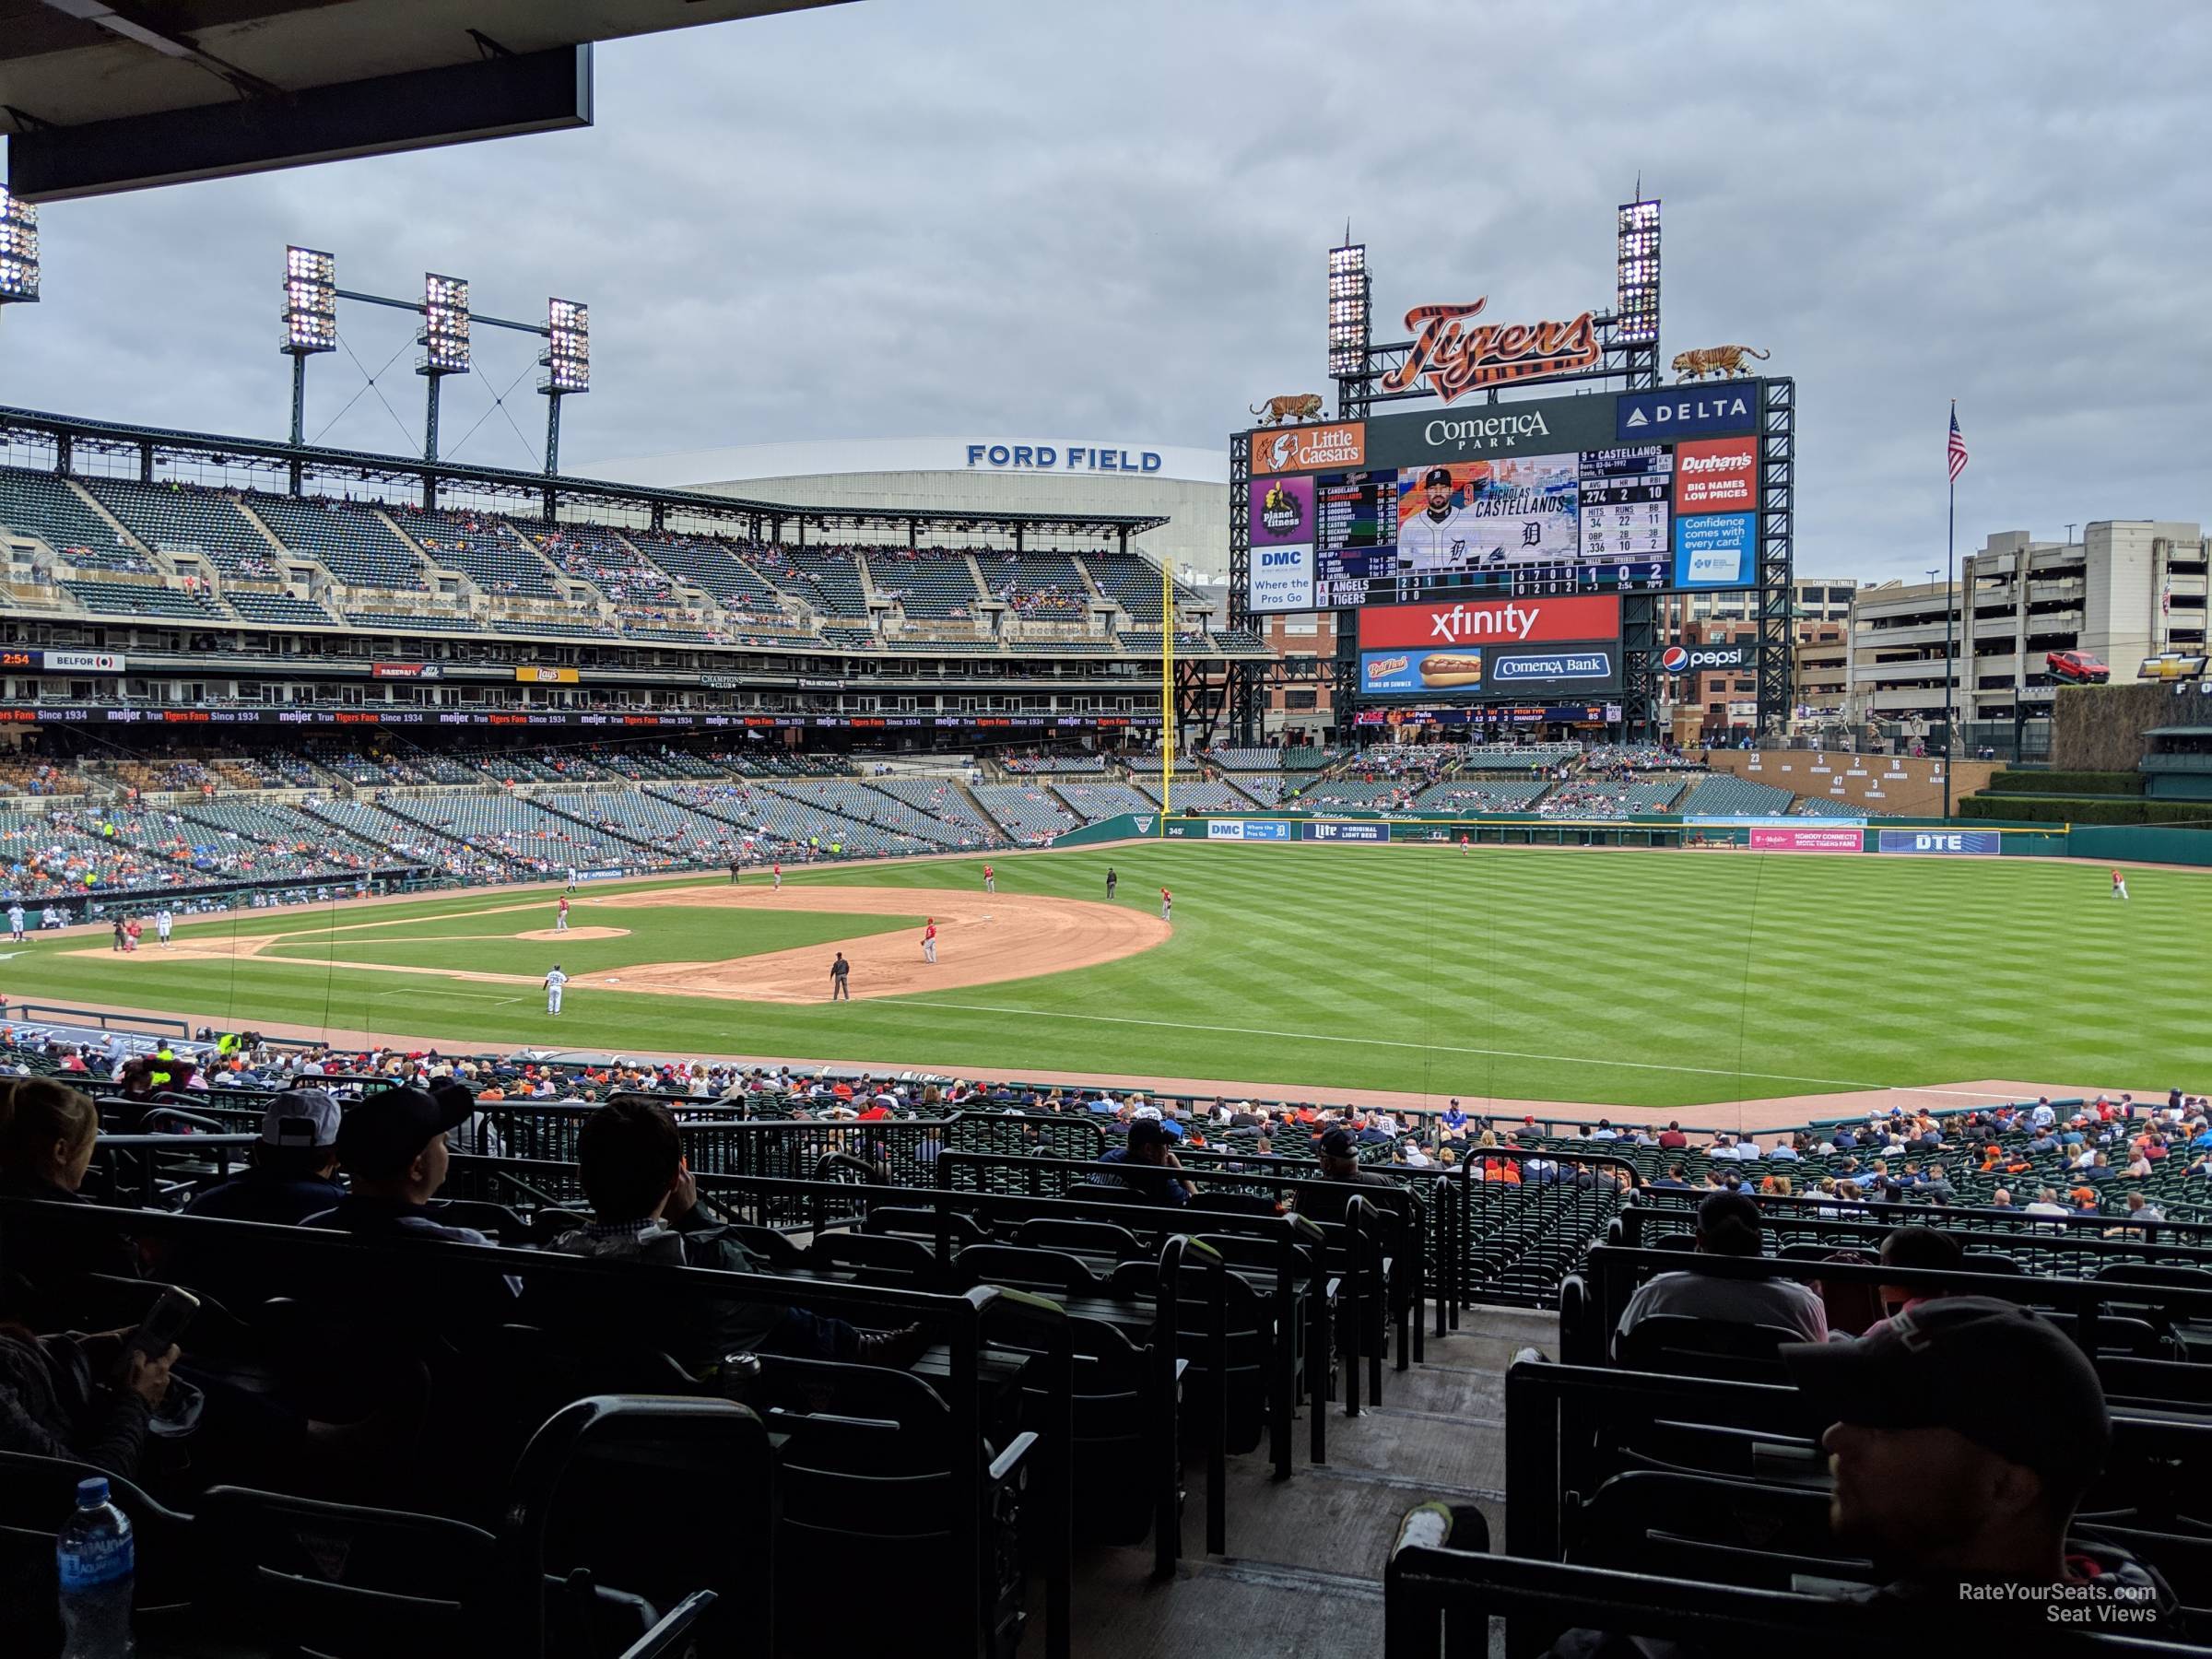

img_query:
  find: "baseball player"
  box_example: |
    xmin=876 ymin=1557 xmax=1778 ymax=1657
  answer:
xmin=1105 ymin=866 xmax=1118 ymax=900
xmin=1160 ymin=887 xmax=1172 ymax=922
xmin=5 ymin=902 xmax=21 ymax=943
xmin=155 ymin=907 xmax=172 ymax=947
xmin=556 ymin=895 xmax=571 ymax=932
xmin=1397 ymin=465 xmax=1490 ymax=579
xmin=983 ymin=862 xmax=996 ymax=894
xmin=1459 ymin=833 xmax=1470 ymax=857
xmin=565 ymin=865 xmax=578 ymax=894
xmin=545 ymin=963 xmax=568 ymax=1016
xmin=922 ymin=919 xmax=937 ymax=963
xmin=830 ymin=951 xmax=851 ymax=1000
xmin=2112 ymin=867 xmax=2130 ymax=903
xmin=773 ymin=862 xmax=783 ymax=892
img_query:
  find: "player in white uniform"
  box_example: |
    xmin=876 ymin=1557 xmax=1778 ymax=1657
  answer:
xmin=1396 ymin=466 xmax=1496 ymax=579
xmin=545 ymin=964 xmax=568 ymax=1015
xmin=155 ymin=908 xmax=172 ymax=947
xmin=5 ymin=903 xmax=20 ymax=943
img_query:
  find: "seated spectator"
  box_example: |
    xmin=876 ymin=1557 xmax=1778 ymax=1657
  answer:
xmin=183 ymin=1089 xmax=346 ymax=1225
xmin=1783 ymin=1298 xmax=2176 ymax=1626
xmin=1296 ymin=1126 xmax=1396 ymax=1222
xmin=0 ymin=1321 xmax=175 ymax=1476
xmin=300 ymin=1085 xmax=495 ymax=1243
xmin=1650 ymin=1163 xmax=1693 ymax=1190
xmin=1858 ymin=1225 xmax=1963 ymax=1339
xmin=1088 ymin=1119 xmax=1195 ymax=1206
xmin=1614 ymin=1190 xmax=1828 ymax=1352
xmin=1918 ymin=1162 xmax=1958 ymax=1206
xmin=1656 ymin=1120 xmax=1688 ymax=1150
xmin=541 ymin=1099 xmax=922 ymax=1373
xmin=2023 ymin=1186 xmax=2067 ymax=1218
xmin=0 ymin=1077 xmax=139 ymax=1288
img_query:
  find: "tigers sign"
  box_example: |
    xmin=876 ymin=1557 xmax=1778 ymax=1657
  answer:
xmin=1379 ymin=300 xmax=1600 ymax=403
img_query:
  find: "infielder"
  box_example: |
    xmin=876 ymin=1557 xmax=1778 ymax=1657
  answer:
xmin=155 ymin=907 xmax=172 ymax=947
xmin=565 ymin=866 xmax=578 ymax=894
xmin=1160 ymin=887 xmax=1172 ymax=922
xmin=922 ymin=919 xmax=937 ymax=963
xmin=6 ymin=903 xmax=21 ymax=943
xmin=983 ymin=862 xmax=995 ymax=894
xmin=2112 ymin=867 xmax=2129 ymax=902
xmin=556 ymin=895 xmax=571 ymax=932
xmin=773 ymin=862 xmax=783 ymax=891
xmin=545 ymin=964 xmax=568 ymax=1015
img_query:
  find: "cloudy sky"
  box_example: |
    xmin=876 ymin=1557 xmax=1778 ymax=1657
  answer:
xmin=5 ymin=0 xmax=2206 ymax=581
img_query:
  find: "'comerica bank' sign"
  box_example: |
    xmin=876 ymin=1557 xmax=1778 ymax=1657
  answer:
xmin=967 ymin=443 xmax=1163 ymax=473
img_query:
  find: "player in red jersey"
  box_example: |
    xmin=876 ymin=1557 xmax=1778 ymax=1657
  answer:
xmin=922 ymin=918 xmax=938 ymax=962
xmin=556 ymin=895 xmax=571 ymax=932
xmin=983 ymin=863 xmax=996 ymax=894
xmin=772 ymin=862 xmax=782 ymax=891
xmin=1160 ymin=888 xmax=1172 ymax=922
xmin=2112 ymin=867 xmax=2129 ymax=902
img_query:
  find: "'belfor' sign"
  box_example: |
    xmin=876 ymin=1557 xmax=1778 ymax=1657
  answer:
xmin=1379 ymin=300 xmax=1600 ymax=403
xmin=1359 ymin=594 xmax=1618 ymax=650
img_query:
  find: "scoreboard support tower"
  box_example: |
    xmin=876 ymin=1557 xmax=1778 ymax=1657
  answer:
xmin=1756 ymin=377 xmax=1797 ymax=735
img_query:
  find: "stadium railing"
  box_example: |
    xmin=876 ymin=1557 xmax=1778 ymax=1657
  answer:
xmin=0 ymin=1195 xmax=1077 ymax=1659
xmin=1619 ymin=1187 xmax=2212 ymax=1250
xmin=1615 ymin=1196 xmax=2212 ymax=1271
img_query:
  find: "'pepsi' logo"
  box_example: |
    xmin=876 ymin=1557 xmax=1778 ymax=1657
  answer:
xmin=1661 ymin=646 xmax=1689 ymax=673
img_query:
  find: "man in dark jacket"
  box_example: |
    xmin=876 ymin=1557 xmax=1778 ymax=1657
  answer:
xmin=185 ymin=1089 xmax=346 ymax=1226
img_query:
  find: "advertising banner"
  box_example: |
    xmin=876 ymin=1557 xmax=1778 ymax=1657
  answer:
xmin=1205 ymin=819 xmax=1290 ymax=841
xmin=1359 ymin=594 xmax=1619 ymax=651
xmin=1359 ymin=648 xmax=1481 ymax=697
xmin=1615 ymin=383 xmax=1761 ymax=442
xmin=515 ymin=666 xmax=581 ymax=685
xmin=0 ymin=705 xmax=1159 ymax=731
xmin=371 ymin=663 xmax=441 ymax=680
xmin=1487 ymin=644 xmax=1620 ymax=691
xmin=1673 ymin=512 xmax=1755 ymax=588
xmin=1660 ymin=642 xmax=1751 ymax=674
xmin=1248 ymin=541 xmax=1314 ymax=613
xmin=1250 ymin=422 xmax=1366 ymax=475
xmin=1251 ymin=476 xmax=1316 ymax=546
xmin=1749 ymin=827 xmax=1865 ymax=853
xmin=1673 ymin=437 xmax=1759 ymax=513
xmin=41 ymin=652 xmax=126 ymax=674
xmin=1877 ymin=830 xmax=2003 ymax=856
xmin=1304 ymin=821 xmax=1391 ymax=843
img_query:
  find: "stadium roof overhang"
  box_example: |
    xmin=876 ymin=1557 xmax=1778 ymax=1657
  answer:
xmin=0 ymin=405 xmax=1172 ymax=540
xmin=1 ymin=0 xmax=849 ymax=201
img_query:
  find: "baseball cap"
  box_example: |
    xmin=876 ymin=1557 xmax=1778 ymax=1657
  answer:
xmin=1423 ymin=465 xmax=1452 ymax=487
xmin=261 ymin=1088 xmax=341 ymax=1148
xmin=332 ymin=1084 xmax=474 ymax=1179
xmin=1783 ymin=1297 xmax=2110 ymax=1497
xmin=1319 ymin=1126 xmax=1357 ymax=1159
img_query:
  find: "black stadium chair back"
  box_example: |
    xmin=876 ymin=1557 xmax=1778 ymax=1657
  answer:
xmin=1612 ymin=1315 xmax=1802 ymax=1382
xmin=806 ymin=1229 xmax=947 ymax=1291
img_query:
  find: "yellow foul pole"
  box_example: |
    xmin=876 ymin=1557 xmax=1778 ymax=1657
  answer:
xmin=1160 ymin=557 xmax=1173 ymax=823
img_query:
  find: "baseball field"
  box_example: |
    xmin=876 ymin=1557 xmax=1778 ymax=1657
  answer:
xmin=14 ymin=841 xmax=2208 ymax=1112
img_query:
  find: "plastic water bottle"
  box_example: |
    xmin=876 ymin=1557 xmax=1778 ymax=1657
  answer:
xmin=57 ymin=1475 xmax=135 ymax=1658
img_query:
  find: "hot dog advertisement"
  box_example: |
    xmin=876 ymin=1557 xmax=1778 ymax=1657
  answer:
xmin=1359 ymin=641 xmax=1620 ymax=699
xmin=1359 ymin=648 xmax=1484 ymax=694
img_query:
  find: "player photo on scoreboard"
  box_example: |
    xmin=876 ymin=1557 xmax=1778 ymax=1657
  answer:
xmin=1393 ymin=455 xmax=1580 ymax=579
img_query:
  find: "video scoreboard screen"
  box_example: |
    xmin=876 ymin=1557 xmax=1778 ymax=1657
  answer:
xmin=1242 ymin=380 xmax=1764 ymax=614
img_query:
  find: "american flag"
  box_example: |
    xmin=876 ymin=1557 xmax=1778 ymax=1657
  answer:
xmin=1947 ymin=406 xmax=1970 ymax=483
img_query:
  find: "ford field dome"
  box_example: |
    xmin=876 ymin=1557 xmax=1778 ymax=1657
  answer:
xmin=584 ymin=436 xmax=1230 ymax=582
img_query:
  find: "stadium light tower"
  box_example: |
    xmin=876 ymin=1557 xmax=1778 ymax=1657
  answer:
xmin=0 ymin=186 xmax=41 ymax=306
xmin=1615 ymin=195 xmax=1660 ymax=347
xmin=1327 ymin=238 xmax=1370 ymax=419
xmin=539 ymin=297 xmax=589 ymax=477
xmin=417 ymin=272 xmax=471 ymax=464
xmin=280 ymin=245 xmax=337 ymax=445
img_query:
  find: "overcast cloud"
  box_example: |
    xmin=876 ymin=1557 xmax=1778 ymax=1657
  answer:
xmin=2 ymin=0 xmax=2206 ymax=581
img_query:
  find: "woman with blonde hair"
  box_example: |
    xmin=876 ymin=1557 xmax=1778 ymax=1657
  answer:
xmin=0 ymin=1077 xmax=138 ymax=1286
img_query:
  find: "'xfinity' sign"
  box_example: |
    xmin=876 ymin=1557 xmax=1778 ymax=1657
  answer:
xmin=966 ymin=443 xmax=1163 ymax=473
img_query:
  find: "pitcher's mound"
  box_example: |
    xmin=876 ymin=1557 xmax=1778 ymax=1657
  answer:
xmin=514 ymin=925 xmax=630 ymax=942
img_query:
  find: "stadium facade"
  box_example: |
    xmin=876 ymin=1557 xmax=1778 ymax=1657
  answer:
xmin=587 ymin=437 xmax=1230 ymax=585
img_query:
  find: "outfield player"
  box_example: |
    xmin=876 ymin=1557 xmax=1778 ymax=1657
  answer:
xmin=565 ymin=865 xmax=578 ymax=894
xmin=155 ymin=907 xmax=172 ymax=947
xmin=545 ymin=964 xmax=568 ymax=1016
xmin=1105 ymin=866 xmax=1118 ymax=900
xmin=1459 ymin=832 xmax=1470 ymax=857
xmin=922 ymin=919 xmax=937 ymax=963
xmin=983 ymin=862 xmax=996 ymax=894
xmin=6 ymin=903 xmax=20 ymax=943
xmin=556 ymin=895 xmax=571 ymax=932
xmin=1160 ymin=887 xmax=1172 ymax=921
xmin=2112 ymin=867 xmax=2130 ymax=902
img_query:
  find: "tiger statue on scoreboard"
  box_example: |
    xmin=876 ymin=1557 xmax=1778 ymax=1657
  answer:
xmin=1249 ymin=393 xmax=1325 ymax=426
xmin=1671 ymin=345 xmax=1771 ymax=382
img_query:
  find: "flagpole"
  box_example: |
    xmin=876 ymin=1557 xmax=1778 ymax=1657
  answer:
xmin=1943 ymin=399 xmax=1957 ymax=821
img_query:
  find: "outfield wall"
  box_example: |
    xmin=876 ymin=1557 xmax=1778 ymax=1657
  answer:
xmin=1066 ymin=811 xmax=2201 ymax=865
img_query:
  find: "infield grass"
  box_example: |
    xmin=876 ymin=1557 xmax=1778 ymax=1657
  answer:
xmin=12 ymin=842 xmax=2208 ymax=1111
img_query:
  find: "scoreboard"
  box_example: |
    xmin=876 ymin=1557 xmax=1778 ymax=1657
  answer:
xmin=1241 ymin=380 xmax=1765 ymax=615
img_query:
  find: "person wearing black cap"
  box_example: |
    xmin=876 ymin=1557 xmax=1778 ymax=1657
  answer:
xmin=1293 ymin=1125 xmax=1395 ymax=1224
xmin=300 ymin=1085 xmax=492 ymax=1244
xmin=1088 ymin=1118 xmax=1195 ymax=1206
xmin=1783 ymin=1298 xmax=2176 ymax=1625
xmin=1613 ymin=1189 xmax=1827 ymax=1352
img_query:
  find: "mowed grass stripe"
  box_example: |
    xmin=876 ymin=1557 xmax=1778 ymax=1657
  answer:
xmin=12 ymin=843 xmax=2209 ymax=1108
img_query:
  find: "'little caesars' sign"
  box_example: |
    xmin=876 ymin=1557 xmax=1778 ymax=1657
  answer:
xmin=966 ymin=443 xmax=1162 ymax=472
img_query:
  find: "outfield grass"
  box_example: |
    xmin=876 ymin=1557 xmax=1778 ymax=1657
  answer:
xmin=14 ymin=843 xmax=2209 ymax=1109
